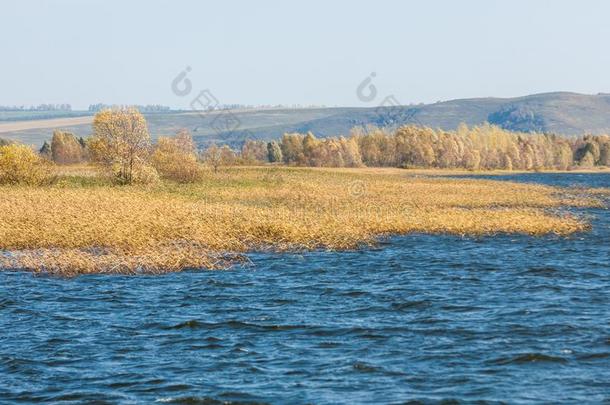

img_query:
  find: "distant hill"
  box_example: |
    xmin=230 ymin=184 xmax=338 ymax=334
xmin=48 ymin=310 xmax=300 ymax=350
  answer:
xmin=2 ymin=92 xmax=610 ymax=148
xmin=411 ymin=92 xmax=610 ymax=135
xmin=207 ymin=92 xmax=610 ymax=147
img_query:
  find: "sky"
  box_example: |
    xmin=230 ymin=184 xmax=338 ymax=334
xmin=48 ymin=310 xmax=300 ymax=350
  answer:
xmin=1 ymin=0 xmax=610 ymax=110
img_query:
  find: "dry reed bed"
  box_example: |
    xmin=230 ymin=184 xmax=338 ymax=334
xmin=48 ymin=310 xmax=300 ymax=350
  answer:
xmin=0 ymin=167 xmax=602 ymax=275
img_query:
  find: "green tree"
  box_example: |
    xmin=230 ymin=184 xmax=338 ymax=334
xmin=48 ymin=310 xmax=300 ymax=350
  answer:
xmin=599 ymin=141 xmax=610 ymax=166
xmin=267 ymin=141 xmax=283 ymax=163
xmin=579 ymin=151 xmax=595 ymax=168
xmin=39 ymin=141 xmax=52 ymax=159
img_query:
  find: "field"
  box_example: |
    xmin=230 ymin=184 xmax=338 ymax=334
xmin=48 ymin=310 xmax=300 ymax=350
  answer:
xmin=0 ymin=166 xmax=604 ymax=275
xmin=0 ymin=115 xmax=94 ymax=135
xmin=0 ymin=110 xmax=92 ymax=122
xmin=0 ymin=108 xmax=350 ymax=147
xmin=4 ymin=91 xmax=610 ymax=148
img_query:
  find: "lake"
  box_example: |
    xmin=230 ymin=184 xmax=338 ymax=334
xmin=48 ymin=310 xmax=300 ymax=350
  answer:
xmin=1 ymin=173 xmax=608 ymax=403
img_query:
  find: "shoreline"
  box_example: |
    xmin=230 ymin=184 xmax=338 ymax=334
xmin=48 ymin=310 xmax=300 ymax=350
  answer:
xmin=0 ymin=166 xmax=606 ymax=275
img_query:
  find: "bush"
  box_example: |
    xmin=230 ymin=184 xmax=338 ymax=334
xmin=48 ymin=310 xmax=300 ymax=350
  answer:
xmin=151 ymin=132 xmax=202 ymax=183
xmin=132 ymin=164 xmax=161 ymax=185
xmin=100 ymin=162 xmax=160 ymax=186
xmin=0 ymin=144 xmax=53 ymax=185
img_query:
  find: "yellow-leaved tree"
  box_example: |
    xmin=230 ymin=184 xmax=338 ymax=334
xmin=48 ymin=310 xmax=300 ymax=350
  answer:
xmin=89 ymin=108 xmax=152 ymax=184
xmin=0 ymin=143 xmax=53 ymax=185
xmin=51 ymin=130 xmax=87 ymax=164
xmin=151 ymin=129 xmax=202 ymax=182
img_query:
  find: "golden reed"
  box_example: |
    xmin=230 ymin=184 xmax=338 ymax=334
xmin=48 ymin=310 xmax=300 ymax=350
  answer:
xmin=0 ymin=166 xmax=603 ymax=275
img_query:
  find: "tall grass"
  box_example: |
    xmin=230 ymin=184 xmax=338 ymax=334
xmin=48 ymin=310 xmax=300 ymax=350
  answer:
xmin=0 ymin=166 xmax=602 ymax=275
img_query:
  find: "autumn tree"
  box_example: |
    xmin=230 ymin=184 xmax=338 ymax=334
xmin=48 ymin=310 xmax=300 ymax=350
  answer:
xmin=219 ymin=145 xmax=237 ymax=166
xmin=88 ymin=108 xmax=151 ymax=184
xmin=554 ymin=142 xmax=573 ymax=170
xmin=355 ymin=129 xmax=384 ymax=166
xmin=462 ymin=149 xmax=481 ymax=170
xmin=0 ymin=143 xmax=52 ymax=185
xmin=202 ymin=144 xmax=221 ymax=173
xmin=302 ymin=132 xmax=319 ymax=165
xmin=219 ymin=123 xmax=607 ymax=171
xmin=201 ymin=144 xmax=235 ymax=173
xmin=280 ymin=133 xmax=305 ymax=164
xmin=338 ymin=136 xmax=363 ymax=167
xmin=241 ymin=140 xmax=267 ymax=163
xmin=174 ymin=128 xmax=196 ymax=154
xmin=51 ymin=130 xmax=86 ymax=164
xmin=151 ymin=130 xmax=202 ymax=182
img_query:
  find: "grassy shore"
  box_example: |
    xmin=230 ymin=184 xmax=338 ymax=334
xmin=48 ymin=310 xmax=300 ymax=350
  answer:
xmin=0 ymin=165 xmax=605 ymax=275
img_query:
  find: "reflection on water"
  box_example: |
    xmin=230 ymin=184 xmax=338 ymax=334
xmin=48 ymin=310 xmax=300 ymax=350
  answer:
xmin=1 ymin=174 xmax=609 ymax=403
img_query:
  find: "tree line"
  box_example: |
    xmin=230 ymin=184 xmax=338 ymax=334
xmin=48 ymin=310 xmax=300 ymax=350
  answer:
xmin=35 ymin=117 xmax=610 ymax=172
xmin=38 ymin=118 xmax=610 ymax=174
xmin=87 ymin=104 xmax=171 ymax=113
xmin=242 ymin=124 xmax=610 ymax=170
xmin=0 ymin=104 xmax=72 ymax=111
xmin=4 ymin=110 xmax=607 ymax=187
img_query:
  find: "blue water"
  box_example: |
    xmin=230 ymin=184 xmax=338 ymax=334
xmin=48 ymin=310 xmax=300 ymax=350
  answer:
xmin=1 ymin=174 xmax=609 ymax=404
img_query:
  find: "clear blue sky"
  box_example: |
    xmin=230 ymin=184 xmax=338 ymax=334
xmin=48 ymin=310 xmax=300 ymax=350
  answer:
xmin=2 ymin=0 xmax=610 ymax=110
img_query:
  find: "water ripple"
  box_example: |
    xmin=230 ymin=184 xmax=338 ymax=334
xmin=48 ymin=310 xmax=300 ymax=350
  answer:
xmin=0 ymin=173 xmax=609 ymax=403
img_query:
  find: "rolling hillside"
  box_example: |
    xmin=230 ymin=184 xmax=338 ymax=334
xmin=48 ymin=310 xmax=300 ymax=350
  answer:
xmin=2 ymin=92 xmax=610 ymax=148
